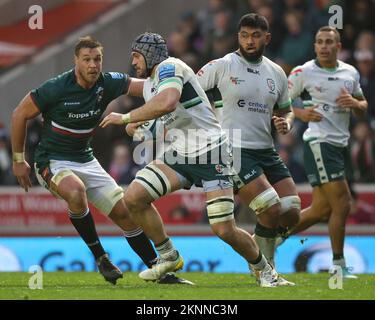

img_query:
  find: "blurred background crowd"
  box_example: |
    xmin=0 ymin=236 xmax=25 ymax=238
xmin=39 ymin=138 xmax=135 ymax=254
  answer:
xmin=0 ymin=0 xmax=374 ymax=223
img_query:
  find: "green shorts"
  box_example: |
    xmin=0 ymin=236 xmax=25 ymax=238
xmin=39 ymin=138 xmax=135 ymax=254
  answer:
xmin=160 ymin=142 xmax=233 ymax=192
xmin=303 ymin=140 xmax=348 ymax=187
xmin=231 ymin=148 xmax=291 ymax=192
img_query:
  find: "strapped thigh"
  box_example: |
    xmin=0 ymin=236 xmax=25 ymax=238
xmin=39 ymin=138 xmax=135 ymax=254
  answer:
xmin=134 ymin=163 xmax=172 ymax=200
xmin=206 ymin=196 xmax=234 ymax=224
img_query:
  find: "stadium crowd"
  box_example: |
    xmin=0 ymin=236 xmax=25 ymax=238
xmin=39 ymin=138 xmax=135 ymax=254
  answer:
xmin=1 ymin=0 xmax=375 ymax=223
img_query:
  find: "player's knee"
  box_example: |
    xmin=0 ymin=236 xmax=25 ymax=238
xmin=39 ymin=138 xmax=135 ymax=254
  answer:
xmin=280 ymin=195 xmax=301 ymax=214
xmin=66 ymin=186 xmax=87 ymax=210
xmin=280 ymin=208 xmax=300 ymax=229
xmin=249 ymin=188 xmax=280 ymax=216
xmin=109 ymin=200 xmax=133 ymax=226
xmin=124 ymin=188 xmax=142 ymax=213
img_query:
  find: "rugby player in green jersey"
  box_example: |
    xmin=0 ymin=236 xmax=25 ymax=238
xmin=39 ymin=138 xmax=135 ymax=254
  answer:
xmin=11 ymin=36 xmax=192 ymax=285
xmin=283 ymin=26 xmax=368 ymax=278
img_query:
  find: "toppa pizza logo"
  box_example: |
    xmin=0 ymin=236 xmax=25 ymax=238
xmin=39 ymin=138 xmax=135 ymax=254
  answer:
xmin=267 ymin=78 xmax=275 ymax=92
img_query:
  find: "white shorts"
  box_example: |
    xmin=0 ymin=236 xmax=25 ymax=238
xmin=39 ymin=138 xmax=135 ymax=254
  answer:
xmin=35 ymin=158 xmax=124 ymax=215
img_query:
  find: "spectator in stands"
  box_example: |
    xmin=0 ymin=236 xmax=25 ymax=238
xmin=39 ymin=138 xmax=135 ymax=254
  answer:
xmin=167 ymin=31 xmax=200 ymax=71
xmin=0 ymin=124 xmax=15 ymax=185
xmin=355 ymin=48 xmax=375 ymax=124
xmin=108 ymin=143 xmax=139 ymax=185
xmin=257 ymin=4 xmax=286 ymax=59
xmin=276 ymin=10 xmax=314 ymax=73
xmin=203 ymin=6 xmax=237 ymax=60
xmin=176 ymin=11 xmax=204 ymax=55
xmin=351 ymin=120 xmax=375 ymax=183
xmin=278 ymin=145 xmax=307 ymax=183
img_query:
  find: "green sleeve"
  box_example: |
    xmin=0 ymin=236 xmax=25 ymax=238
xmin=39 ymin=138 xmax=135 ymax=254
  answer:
xmin=103 ymin=72 xmax=130 ymax=99
xmin=30 ymin=78 xmax=59 ymax=112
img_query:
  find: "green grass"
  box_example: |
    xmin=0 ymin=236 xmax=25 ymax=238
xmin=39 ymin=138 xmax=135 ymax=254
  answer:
xmin=0 ymin=272 xmax=374 ymax=300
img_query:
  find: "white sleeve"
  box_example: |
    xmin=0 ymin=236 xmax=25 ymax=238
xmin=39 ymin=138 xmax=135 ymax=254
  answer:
xmin=352 ymin=68 xmax=364 ymax=98
xmin=156 ymin=61 xmax=184 ymax=94
xmin=287 ymin=66 xmax=305 ymax=100
xmin=196 ymin=59 xmax=225 ymax=91
xmin=276 ymin=67 xmax=291 ymax=109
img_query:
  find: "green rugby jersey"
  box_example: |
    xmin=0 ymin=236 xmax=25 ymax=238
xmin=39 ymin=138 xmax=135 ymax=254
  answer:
xmin=30 ymin=69 xmax=129 ymax=167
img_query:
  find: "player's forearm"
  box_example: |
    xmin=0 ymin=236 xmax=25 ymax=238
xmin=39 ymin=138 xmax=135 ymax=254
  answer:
xmin=11 ymin=109 xmax=28 ymax=154
xmin=283 ymin=110 xmax=295 ymax=127
xmin=352 ymin=99 xmax=367 ymax=118
xmin=291 ymin=107 xmax=305 ymax=121
xmin=128 ymin=89 xmax=179 ymax=123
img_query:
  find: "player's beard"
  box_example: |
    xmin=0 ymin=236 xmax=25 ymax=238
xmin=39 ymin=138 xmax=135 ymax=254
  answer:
xmin=79 ymin=69 xmax=98 ymax=86
xmin=134 ymin=66 xmax=147 ymax=79
xmin=239 ymin=42 xmax=265 ymax=62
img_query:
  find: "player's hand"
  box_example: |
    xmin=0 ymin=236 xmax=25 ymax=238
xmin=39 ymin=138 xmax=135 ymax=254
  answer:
xmin=99 ymin=112 xmax=125 ymax=128
xmin=336 ymin=88 xmax=359 ymax=109
xmin=12 ymin=161 xmax=32 ymax=192
xmin=272 ymin=116 xmax=291 ymax=135
xmin=126 ymin=122 xmax=145 ymax=137
xmin=299 ymin=106 xmax=323 ymax=122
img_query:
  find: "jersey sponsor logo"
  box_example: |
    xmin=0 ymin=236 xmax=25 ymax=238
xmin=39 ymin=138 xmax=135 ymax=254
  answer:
xmin=67 ymin=109 xmax=101 ymax=119
xmin=267 ymin=78 xmax=275 ymax=94
xmin=290 ymin=68 xmax=302 ymax=76
xmin=159 ymin=64 xmax=175 ymax=81
xmin=230 ymin=77 xmax=245 ymax=85
xmin=247 ymin=67 xmax=260 ymax=75
xmin=237 ymin=99 xmax=269 ymax=114
xmin=109 ymin=72 xmax=124 ymax=79
xmin=64 ymin=102 xmax=80 ymax=106
xmin=328 ymin=77 xmax=339 ymax=81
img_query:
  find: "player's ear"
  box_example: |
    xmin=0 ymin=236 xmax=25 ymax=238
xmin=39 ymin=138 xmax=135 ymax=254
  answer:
xmin=336 ymin=41 xmax=342 ymax=51
xmin=265 ymin=32 xmax=271 ymax=45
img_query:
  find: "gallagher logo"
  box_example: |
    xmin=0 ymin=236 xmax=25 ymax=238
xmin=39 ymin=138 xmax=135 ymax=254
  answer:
xmin=230 ymin=77 xmax=245 ymax=85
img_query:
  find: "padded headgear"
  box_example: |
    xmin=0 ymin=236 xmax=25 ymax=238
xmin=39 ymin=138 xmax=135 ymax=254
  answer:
xmin=131 ymin=32 xmax=169 ymax=75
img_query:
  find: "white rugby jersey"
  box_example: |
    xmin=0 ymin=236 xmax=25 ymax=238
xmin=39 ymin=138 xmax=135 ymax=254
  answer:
xmin=288 ymin=59 xmax=364 ymax=147
xmin=143 ymin=57 xmax=225 ymax=156
xmin=197 ymin=52 xmax=291 ymax=149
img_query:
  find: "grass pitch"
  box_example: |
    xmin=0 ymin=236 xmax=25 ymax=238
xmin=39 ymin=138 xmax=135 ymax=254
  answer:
xmin=1 ymin=272 xmax=374 ymax=300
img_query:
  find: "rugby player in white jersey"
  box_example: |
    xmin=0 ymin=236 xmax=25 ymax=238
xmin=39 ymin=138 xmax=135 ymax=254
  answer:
xmin=282 ymin=26 xmax=368 ymax=278
xmin=100 ymin=32 xmax=280 ymax=287
xmin=197 ymin=14 xmax=300 ymax=286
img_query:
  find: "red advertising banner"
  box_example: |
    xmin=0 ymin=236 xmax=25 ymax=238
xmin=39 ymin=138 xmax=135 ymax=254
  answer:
xmin=0 ymin=185 xmax=374 ymax=236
